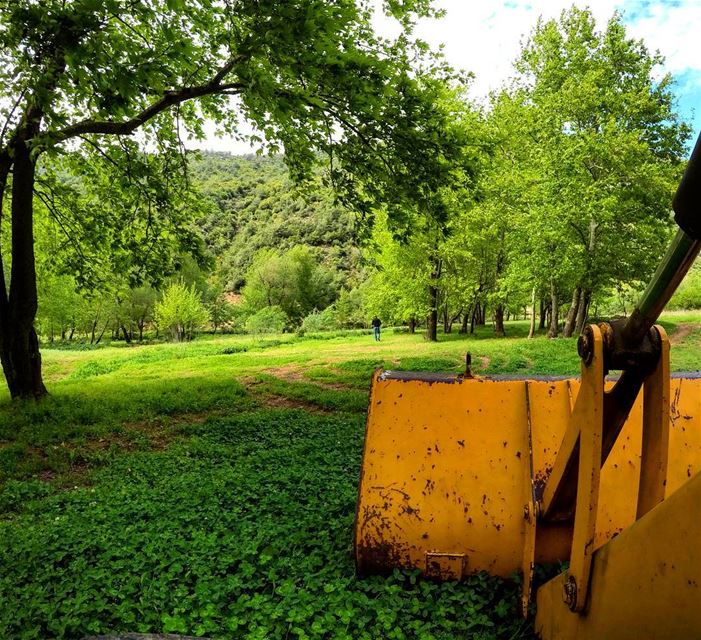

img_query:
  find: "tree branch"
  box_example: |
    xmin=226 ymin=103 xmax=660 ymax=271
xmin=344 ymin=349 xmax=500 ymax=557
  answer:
xmin=568 ymin=220 xmax=589 ymax=248
xmin=54 ymin=56 xmax=246 ymax=142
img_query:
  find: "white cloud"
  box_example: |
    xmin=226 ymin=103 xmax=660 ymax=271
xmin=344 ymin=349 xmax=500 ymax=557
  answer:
xmin=398 ymin=0 xmax=701 ymax=97
xmin=621 ymin=1 xmax=701 ymax=74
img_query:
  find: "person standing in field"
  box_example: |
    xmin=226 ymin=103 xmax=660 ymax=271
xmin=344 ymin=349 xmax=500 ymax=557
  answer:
xmin=371 ymin=315 xmax=382 ymax=341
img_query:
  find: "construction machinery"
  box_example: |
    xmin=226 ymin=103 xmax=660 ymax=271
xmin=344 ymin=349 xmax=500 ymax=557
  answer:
xmin=354 ymin=133 xmax=701 ymax=639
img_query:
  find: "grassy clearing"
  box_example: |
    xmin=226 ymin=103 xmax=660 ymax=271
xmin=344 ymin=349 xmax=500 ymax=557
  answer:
xmin=1 ymin=315 xmax=700 ymax=639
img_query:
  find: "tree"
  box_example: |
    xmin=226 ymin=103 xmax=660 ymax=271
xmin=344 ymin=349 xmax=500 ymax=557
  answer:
xmin=363 ymin=215 xmax=434 ymax=330
xmin=357 ymin=83 xmax=486 ymax=341
xmin=191 ymin=153 xmax=359 ymax=292
xmin=0 ymin=0 xmax=440 ymax=398
xmin=155 ymin=282 xmax=209 ymax=342
xmin=503 ymin=8 xmax=690 ymax=336
xmin=242 ymin=247 xmax=336 ymax=325
xmin=245 ymin=306 xmax=287 ymax=335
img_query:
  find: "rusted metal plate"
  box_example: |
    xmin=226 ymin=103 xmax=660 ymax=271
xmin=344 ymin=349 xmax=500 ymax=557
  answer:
xmin=425 ymin=552 xmax=467 ymax=580
xmin=536 ymin=470 xmax=701 ymax=639
xmin=355 ymin=371 xmax=531 ymax=578
xmin=355 ymin=370 xmax=701 ymax=579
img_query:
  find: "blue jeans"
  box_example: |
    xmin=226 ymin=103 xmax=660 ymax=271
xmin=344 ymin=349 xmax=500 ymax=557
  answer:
xmin=373 ymin=327 xmax=381 ymax=341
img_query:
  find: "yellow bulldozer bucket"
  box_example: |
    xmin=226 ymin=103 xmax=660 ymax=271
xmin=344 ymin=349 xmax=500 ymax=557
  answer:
xmin=355 ymin=370 xmax=701 ymax=580
xmin=354 ymin=133 xmax=701 ymax=638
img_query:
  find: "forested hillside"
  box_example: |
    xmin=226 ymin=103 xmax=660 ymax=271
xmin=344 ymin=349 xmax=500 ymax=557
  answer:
xmin=191 ymin=154 xmax=361 ymax=291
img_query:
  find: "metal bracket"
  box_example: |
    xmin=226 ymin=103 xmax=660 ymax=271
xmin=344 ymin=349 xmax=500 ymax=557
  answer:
xmin=636 ymin=325 xmax=670 ymax=519
xmin=541 ymin=323 xmax=672 ymax=613
xmin=564 ymin=324 xmax=604 ymax=612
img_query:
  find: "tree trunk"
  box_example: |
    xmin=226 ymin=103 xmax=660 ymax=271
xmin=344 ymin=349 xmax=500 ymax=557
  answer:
xmin=539 ymin=298 xmax=547 ymax=330
xmin=426 ymin=300 xmax=438 ymax=342
xmin=442 ymin=303 xmax=450 ymax=334
xmin=121 ymin=324 xmax=131 ymax=344
xmin=426 ymin=258 xmax=441 ymax=342
xmin=0 ymin=139 xmax=47 ymax=399
xmin=562 ymin=286 xmax=582 ymax=338
xmin=574 ymin=289 xmax=592 ymax=335
xmin=408 ymin=317 xmax=416 ymax=334
xmin=447 ymin=309 xmax=461 ymax=334
xmin=528 ymin=287 xmax=536 ymax=339
xmin=459 ymin=310 xmax=469 ymax=334
xmin=494 ymin=304 xmax=506 ymax=337
xmin=547 ymin=280 xmax=559 ymax=339
xmin=95 ymin=321 xmax=108 ymax=345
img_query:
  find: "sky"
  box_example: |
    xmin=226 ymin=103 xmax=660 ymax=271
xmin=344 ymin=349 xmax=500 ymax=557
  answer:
xmin=192 ymin=0 xmax=701 ymax=153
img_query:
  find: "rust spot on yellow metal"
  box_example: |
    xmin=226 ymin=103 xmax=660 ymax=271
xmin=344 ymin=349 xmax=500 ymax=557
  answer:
xmin=354 ymin=369 xmax=701 ymax=578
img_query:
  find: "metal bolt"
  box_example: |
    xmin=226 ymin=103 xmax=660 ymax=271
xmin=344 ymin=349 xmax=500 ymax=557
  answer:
xmin=562 ymin=575 xmax=577 ymax=610
xmin=577 ymin=328 xmax=594 ymax=365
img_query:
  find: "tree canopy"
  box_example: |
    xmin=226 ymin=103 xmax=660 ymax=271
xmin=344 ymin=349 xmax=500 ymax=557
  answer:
xmin=0 ymin=0 xmax=453 ymax=398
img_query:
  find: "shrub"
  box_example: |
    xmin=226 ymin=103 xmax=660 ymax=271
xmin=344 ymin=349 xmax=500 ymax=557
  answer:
xmin=155 ymin=282 xmax=210 ymax=342
xmin=670 ymin=266 xmax=701 ymax=309
xmin=245 ymin=305 xmax=287 ymax=334
xmin=301 ymin=306 xmax=337 ymax=333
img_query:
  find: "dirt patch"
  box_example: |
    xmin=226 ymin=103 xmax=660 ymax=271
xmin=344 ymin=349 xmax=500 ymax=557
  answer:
xmin=261 ymin=365 xmax=353 ymax=391
xmin=2 ymin=414 xmax=207 ymax=487
xmin=263 ymin=363 xmax=305 ymax=381
xmin=257 ymin=393 xmax=332 ymax=414
xmin=670 ymin=323 xmax=699 ymax=345
xmin=123 ymin=410 xmax=231 ymax=449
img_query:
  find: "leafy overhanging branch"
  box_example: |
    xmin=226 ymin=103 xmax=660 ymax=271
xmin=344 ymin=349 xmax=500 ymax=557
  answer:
xmin=53 ymin=57 xmax=247 ymax=142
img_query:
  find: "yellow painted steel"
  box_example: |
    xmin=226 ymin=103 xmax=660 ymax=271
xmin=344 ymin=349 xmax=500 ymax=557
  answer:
xmin=354 ymin=370 xmax=701 ymax=579
xmin=355 ymin=373 xmax=532 ymax=578
xmin=563 ymin=324 xmax=605 ymax=613
xmin=535 ymin=469 xmax=701 ymax=639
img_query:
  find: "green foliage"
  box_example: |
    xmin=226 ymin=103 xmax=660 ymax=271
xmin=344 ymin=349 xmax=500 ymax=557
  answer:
xmin=245 ymin=306 xmax=288 ymax=335
xmin=36 ymin=147 xmax=210 ymax=292
xmin=359 ymin=7 xmax=691 ymax=339
xmin=334 ymin=287 xmax=368 ymax=328
xmin=242 ymin=247 xmax=336 ymax=325
xmin=190 ymin=153 xmax=359 ymax=291
xmin=0 ymin=0 xmax=449 ymax=397
xmin=669 ymin=261 xmax=701 ymax=309
xmin=0 ymin=410 xmax=530 ymax=640
xmin=484 ymin=7 xmax=690 ymax=334
xmin=1 ymin=314 xmax=700 ymax=636
xmin=155 ymin=282 xmax=210 ymax=341
xmin=301 ymin=307 xmax=338 ymax=333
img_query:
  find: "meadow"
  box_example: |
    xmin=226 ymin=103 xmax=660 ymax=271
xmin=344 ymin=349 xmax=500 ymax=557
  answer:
xmin=1 ymin=314 xmax=700 ymax=639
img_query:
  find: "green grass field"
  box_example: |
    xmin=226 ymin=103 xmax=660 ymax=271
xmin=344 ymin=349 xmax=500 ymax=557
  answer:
xmin=1 ymin=315 xmax=700 ymax=639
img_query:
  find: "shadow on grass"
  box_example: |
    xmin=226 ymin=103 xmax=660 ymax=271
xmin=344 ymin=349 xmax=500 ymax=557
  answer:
xmin=0 ymin=375 xmax=253 ymax=483
xmin=248 ymin=374 xmax=368 ymax=413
